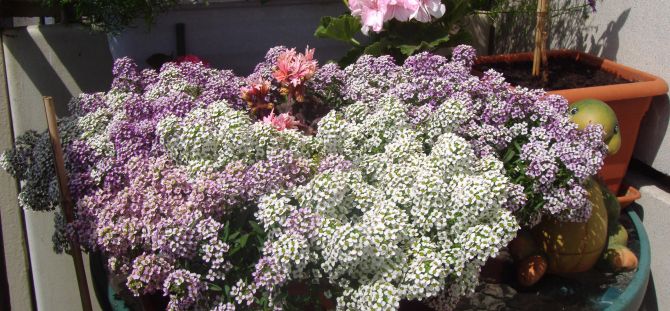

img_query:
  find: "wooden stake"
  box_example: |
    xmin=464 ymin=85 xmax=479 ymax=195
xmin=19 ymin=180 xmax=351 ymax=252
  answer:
xmin=43 ymin=96 xmax=93 ymax=311
xmin=540 ymin=14 xmax=549 ymax=84
xmin=532 ymin=0 xmax=550 ymax=78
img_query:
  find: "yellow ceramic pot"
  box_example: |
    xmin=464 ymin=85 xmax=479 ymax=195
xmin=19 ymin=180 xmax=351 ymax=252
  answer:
xmin=533 ymin=179 xmax=608 ymax=274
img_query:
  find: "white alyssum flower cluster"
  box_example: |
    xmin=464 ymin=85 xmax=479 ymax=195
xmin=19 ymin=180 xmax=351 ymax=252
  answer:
xmin=157 ymin=101 xmax=316 ymax=173
xmin=255 ymin=97 xmax=520 ymax=311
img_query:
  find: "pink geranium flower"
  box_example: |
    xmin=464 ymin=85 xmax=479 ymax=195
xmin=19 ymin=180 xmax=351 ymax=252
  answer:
xmin=348 ymin=0 xmax=389 ymax=34
xmin=411 ymin=0 xmax=446 ymax=23
xmin=262 ymin=111 xmax=300 ymax=131
xmin=175 ymin=54 xmax=210 ymax=67
xmin=385 ymin=0 xmax=420 ymax=22
xmin=272 ymin=47 xmax=318 ymax=88
xmin=241 ymin=80 xmax=271 ymax=104
xmin=347 ymin=0 xmax=445 ymax=34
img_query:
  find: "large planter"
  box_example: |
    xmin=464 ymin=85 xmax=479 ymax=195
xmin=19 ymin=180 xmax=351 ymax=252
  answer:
xmin=475 ymin=51 xmax=668 ymax=193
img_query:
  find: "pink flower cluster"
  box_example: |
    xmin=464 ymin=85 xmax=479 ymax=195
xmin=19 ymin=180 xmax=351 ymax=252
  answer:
xmin=348 ymin=0 xmax=446 ymax=34
xmin=241 ymin=80 xmax=273 ymax=114
xmin=272 ymin=47 xmax=317 ymax=88
xmin=175 ymin=55 xmax=210 ymax=67
xmin=262 ymin=111 xmax=300 ymax=131
xmin=271 ymin=47 xmax=318 ymax=103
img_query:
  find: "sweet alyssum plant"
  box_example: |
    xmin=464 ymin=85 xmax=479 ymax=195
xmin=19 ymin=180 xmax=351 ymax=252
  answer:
xmin=1 ymin=44 xmax=606 ymax=310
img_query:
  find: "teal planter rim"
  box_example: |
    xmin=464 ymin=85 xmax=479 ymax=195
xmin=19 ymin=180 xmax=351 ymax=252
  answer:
xmin=604 ymin=208 xmax=651 ymax=311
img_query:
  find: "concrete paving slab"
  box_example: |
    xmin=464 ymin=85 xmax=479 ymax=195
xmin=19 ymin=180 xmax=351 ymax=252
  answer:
xmin=625 ymin=166 xmax=670 ymax=310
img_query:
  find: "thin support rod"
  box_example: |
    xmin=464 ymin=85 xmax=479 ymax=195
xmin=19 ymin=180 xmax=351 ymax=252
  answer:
xmin=43 ymin=96 xmax=93 ymax=311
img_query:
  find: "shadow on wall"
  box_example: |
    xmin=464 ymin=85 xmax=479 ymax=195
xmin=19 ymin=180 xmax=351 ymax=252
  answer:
xmin=634 ymin=95 xmax=670 ymax=167
xmin=582 ymin=8 xmax=631 ymax=61
xmin=494 ymin=1 xmax=631 ymax=62
xmin=3 ymin=25 xmax=113 ymax=118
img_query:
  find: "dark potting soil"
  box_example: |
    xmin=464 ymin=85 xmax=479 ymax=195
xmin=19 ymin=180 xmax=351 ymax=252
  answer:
xmin=475 ymin=58 xmax=632 ymax=91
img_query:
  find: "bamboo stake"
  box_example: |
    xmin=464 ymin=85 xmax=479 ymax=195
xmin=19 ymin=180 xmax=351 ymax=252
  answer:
xmin=532 ymin=0 xmax=549 ymax=78
xmin=540 ymin=12 xmax=550 ymax=84
xmin=43 ymin=96 xmax=93 ymax=311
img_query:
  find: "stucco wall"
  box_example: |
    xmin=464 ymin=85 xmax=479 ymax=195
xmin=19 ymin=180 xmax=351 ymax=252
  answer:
xmin=2 ymin=24 xmax=112 ymax=311
xmin=496 ymin=0 xmax=670 ymax=176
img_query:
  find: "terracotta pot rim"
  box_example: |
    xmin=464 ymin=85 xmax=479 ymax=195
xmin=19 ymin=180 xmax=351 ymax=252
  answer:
xmin=475 ymin=50 xmax=669 ymax=103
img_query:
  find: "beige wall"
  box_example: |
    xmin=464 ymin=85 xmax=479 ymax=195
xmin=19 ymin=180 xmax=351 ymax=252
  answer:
xmin=2 ymin=24 xmax=112 ymax=311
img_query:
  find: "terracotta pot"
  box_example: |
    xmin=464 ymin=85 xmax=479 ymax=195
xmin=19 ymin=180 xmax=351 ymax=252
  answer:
xmin=476 ymin=50 xmax=668 ymax=193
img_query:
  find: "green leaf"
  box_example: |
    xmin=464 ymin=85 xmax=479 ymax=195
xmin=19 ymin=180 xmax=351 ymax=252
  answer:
xmin=249 ymin=220 xmax=263 ymax=235
xmin=256 ymin=295 xmax=269 ymax=307
xmin=314 ymin=15 xmax=362 ymax=45
xmin=229 ymin=233 xmax=250 ymax=256
xmin=397 ymin=34 xmax=451 ymax=56
xmin=503 ymin=148 xmax=516 ymax=163
xmin=338 ymin=46 xmax=366 ymax=67
xmin=209 ymin=283 xmax=223 ymax=292
xmin=363 ymin=40 xmax=388 ymax=56
xmin=397 ymin=43 xmax=422 ymax=56
xmin=222 ymin=221 xmax=230 ymax=240
xmin=238 ymin=233 xmax=250 ymax=248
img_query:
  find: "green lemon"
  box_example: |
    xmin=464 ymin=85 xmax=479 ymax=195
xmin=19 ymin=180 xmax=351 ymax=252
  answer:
xmin=607 ymin=131 xmax=622 ymax=155
xmin=569 ymin=99 xmax=619 ymax=141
